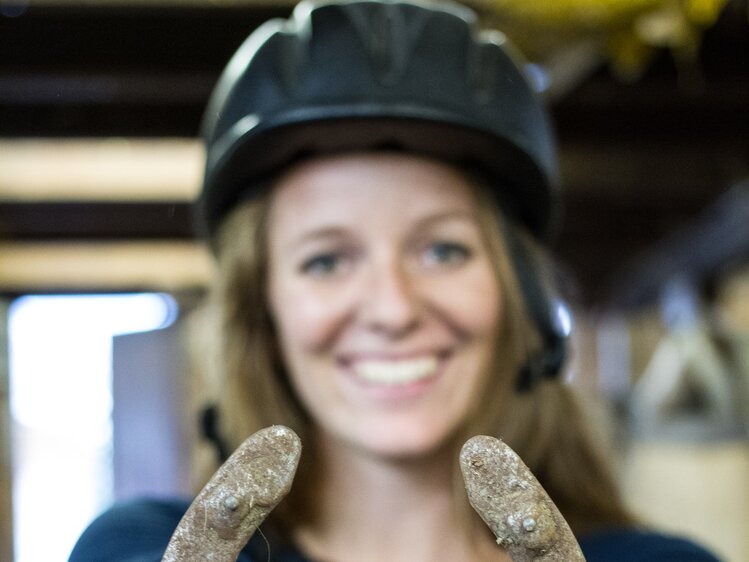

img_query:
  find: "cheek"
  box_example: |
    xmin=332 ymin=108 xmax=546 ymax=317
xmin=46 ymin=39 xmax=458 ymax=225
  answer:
xmin=439 ymin=266 xmax=502 ymax=337
xmin=269 ymin=280 xmax=348 ymax=354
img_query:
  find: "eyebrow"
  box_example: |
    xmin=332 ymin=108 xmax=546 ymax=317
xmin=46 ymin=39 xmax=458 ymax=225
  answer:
xmin=281 ymin=226 xmax=353 ymax=254
xmin=413 ymin=210 xmax=478 ymax=229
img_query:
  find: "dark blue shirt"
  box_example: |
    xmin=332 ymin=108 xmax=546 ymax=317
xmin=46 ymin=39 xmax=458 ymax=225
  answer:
xmin=69 ymin=498 xmax=722 ymax=561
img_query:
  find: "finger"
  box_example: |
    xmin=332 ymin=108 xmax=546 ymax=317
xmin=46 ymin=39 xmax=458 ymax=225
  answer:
xmin=460 ymin=436 xmax=585 ymax=562
xmin=162 ymin=425 xmax=302 ymax=562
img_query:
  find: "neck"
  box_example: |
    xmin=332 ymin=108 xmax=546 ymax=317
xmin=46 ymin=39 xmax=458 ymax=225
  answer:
xmin=293 ymin=433 xmax=504 ymax=562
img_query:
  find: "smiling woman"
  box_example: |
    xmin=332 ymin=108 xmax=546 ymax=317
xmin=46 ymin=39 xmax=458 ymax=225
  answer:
xmin=67 ymin=1 xmax=722 ymax=561
xmin=201 ymin=149 xmax=637 ymax=561
xmin=266 ymin=153 xmax=501 ymax=462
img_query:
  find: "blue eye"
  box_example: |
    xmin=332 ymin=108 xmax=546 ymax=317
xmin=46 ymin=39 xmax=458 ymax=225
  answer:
xmin=423 ymin=242 xmax=471 ymax=266
xmin=300 ymin=253 xmax=344 ymax=277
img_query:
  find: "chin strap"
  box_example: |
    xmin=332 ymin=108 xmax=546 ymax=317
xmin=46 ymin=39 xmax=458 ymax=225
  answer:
xmin=200 ymin=403 xmax=230 ymax=463
xmin=502 ymin=223 xmax=570 ymax=392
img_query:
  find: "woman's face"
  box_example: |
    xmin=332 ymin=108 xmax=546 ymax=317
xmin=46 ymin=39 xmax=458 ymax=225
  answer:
xmin=267 ymin=152 xmax=501 ymax=459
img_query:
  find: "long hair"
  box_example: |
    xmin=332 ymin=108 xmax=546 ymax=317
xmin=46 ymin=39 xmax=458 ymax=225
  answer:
xmin=197 ymin=172 xmax=634 ymax=537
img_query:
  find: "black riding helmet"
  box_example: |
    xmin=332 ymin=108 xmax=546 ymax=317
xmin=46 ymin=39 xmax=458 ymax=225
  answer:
xmin=198 ymin=0 xmax=567 ymax=393
xmin=198 ymin=0 xmax=559 ymax=242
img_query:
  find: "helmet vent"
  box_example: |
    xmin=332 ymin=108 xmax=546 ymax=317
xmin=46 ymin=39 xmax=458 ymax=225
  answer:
xmin=276 ymin=29 xmax=307 ymax=95
xmin=468 ymin=32 xmax=507 ymax=105
xmin=343 ymin=1 xmax=410 ymax=86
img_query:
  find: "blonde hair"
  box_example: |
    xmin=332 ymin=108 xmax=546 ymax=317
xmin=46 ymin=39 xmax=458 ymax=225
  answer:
xmin=201 ymin=171 xmax=634 ymax=537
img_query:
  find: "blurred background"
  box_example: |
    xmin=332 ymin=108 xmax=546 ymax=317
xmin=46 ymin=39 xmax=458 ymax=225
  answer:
xmin=0 ymin=0 xmax=747 ymax=560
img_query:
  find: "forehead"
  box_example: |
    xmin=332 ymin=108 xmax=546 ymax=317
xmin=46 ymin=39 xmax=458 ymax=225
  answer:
xmin=267 ymin=152 xmax=480 ymax=228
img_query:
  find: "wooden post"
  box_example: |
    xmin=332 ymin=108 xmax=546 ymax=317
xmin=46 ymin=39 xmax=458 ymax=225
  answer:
xmin=0 ymin=299 xmax=14 ymax=561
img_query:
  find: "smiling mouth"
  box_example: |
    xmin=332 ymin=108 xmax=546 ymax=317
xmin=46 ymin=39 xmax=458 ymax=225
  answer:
xmin=349 ymin=356 xmax=440 ymax=385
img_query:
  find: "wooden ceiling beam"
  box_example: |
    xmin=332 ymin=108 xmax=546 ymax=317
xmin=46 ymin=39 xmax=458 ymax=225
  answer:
xmin=0 ymin=241 xmax=213 ymax=292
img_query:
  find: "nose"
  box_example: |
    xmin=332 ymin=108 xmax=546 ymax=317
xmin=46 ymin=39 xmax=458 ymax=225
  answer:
xmin=360 ymin=259 xmax=420 ymax=337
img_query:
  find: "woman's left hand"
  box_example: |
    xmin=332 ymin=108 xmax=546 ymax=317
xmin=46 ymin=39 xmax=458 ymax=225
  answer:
xmin=461 ymin=435 xmax=586 ymax=561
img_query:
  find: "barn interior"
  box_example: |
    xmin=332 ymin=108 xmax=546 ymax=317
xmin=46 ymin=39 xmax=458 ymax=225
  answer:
xmin=0 ymin=1 xmax=747 ymax=560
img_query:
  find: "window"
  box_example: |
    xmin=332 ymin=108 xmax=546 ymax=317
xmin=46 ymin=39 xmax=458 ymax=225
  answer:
xmin=9 ymin=293 xmax=176 ymax=562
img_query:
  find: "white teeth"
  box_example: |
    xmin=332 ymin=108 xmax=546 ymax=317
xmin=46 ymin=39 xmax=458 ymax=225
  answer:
xmin=353 ymin=356 xmax=438 ymax=385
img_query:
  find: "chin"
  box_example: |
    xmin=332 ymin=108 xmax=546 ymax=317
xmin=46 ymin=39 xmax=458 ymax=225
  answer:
xmin=351 ymin=421 xmax=459 ymax=461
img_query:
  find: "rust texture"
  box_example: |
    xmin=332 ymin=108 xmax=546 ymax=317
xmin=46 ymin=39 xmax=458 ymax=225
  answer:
xmin=460 ymin=435 xmax=586 ymax=562
xmin=162 ymin=425 xmax=301 ymax=562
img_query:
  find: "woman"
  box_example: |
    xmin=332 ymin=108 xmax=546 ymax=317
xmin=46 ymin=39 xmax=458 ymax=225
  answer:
xmin=70 ymin=0 xmax=720 ymax=560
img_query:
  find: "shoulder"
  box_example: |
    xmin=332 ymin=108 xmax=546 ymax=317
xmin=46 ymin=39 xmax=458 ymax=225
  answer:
xmin=69 ymin=497 xmax=191 ymax=562
xmin=69 ymin=497 xmax=310 ymax=562
xmin=579 ymin=528 xmax=722 ymax=562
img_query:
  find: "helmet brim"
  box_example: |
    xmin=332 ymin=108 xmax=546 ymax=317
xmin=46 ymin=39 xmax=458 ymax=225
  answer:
xmin=199 ymin=106 xmax=558 ymax=242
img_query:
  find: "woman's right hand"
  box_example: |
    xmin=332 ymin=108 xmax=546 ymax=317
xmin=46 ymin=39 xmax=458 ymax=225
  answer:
xmin=161 ymin=426 xmax=301 ymax=562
